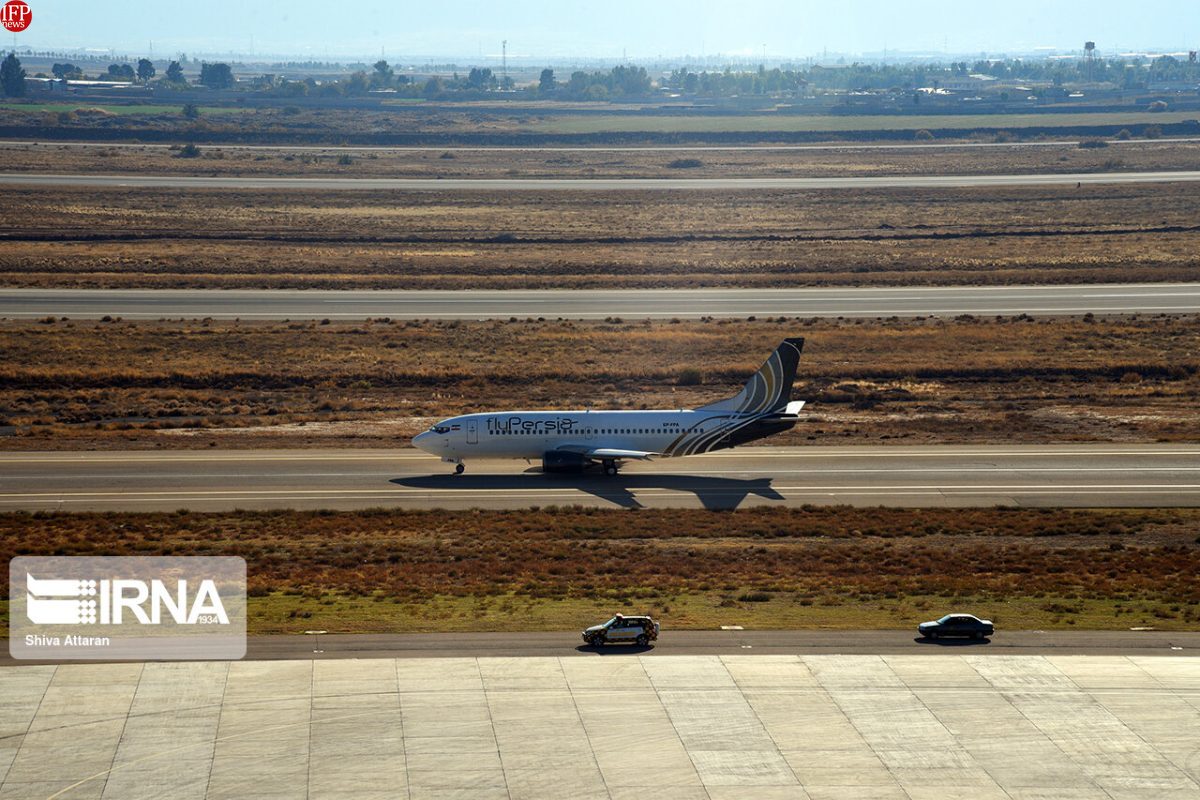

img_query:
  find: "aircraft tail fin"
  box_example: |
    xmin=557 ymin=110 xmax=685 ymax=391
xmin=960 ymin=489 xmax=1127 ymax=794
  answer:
xmin=699 ymin=338 xmax=805 ymax=415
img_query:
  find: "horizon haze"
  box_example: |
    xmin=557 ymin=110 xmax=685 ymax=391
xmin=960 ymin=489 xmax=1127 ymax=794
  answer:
xmin=7 ymin=0 xmax=1200 ymax=64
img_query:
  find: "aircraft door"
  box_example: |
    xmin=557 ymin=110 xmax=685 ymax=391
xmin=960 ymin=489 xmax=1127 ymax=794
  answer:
xmin=467 ymin=420 xmax=478 ymax=445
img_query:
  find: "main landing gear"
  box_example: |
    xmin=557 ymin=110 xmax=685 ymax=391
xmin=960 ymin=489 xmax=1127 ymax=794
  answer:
xmin=454 ymin=463 xmax=465 ymax=475
xmin=602 ymin=460 xmax=619 ymax=477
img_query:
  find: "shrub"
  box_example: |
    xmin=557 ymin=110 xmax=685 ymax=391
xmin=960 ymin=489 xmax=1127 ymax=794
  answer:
xmin=1078 ymin=138 xmax=1108 ymax=149
xmin=737 ymin=591 xmax=772 ymax=603
xmin=1116 ymin=129 xmax=1133 ymax=140
xmin=176 ymin=143 xmax=201 ymax=158
xmin=1143 ymin=125 xmax=1162 ymax=139
xmin=1147 ymin=100 xmax=1168 ymax=112
xmin=667 ymin=158 xmax=703 ymax=169
xmin=677 ymin=368 xmax=704 ymax=386
xmin=914 ymin=129 xmax=934 ymax=141
xmin=181 ymin=103 xmax=200 ymax=119
xmin=337 ymin=154 xmax=353 ymax=166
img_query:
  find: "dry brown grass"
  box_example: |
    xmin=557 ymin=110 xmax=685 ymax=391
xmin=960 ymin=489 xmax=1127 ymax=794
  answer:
xmin=2 ymin=184 xmax=1199 ymax=289
xmin=0 ymin=507 xmax=1196 ymax=632
xmin=2 ymin=315 xmax=1196 ymax=449
xmin=3 ymin=139 xmax=1199 ymax=179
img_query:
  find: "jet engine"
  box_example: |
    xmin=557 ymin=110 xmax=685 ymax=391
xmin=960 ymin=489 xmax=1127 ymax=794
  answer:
xmin=542 ymin=450 xmax=588 ymax=473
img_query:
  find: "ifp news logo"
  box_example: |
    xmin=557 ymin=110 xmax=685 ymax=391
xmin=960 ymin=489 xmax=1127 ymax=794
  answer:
xmin=10 ymin=556 xmax=246 ymax=660
xmin=2 ymin=1 xmax=32 ymax=33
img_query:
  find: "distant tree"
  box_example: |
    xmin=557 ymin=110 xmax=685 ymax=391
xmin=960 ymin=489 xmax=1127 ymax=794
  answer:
xmin=181 ymin=103 xmax=200 ymax=119
xmin=422 ymin=76 xmax=444 ymax=97
xmin=106 ymin=63 xmax=135 ymax=82
xmin=538 ymin=68 xmax=555 ymax=93
xmin=1 ymin=53 xmax=26 ymax=97
xmin=371 ymin=59 xmax=393 ymax=89
xmin=165 ymin=60 xmax=185 ymax=84
xmin=344 ymin=71 xmax=369 ymax=94
xmin=467 ymin=67 xmax=495 ymax=90
xmin=137 ymin=58 xmax=155 ymax=83
xmin=198 ymin=62 xmax=234 ymax=89
xmin=52 ymin=62 xmax=81 ymax=80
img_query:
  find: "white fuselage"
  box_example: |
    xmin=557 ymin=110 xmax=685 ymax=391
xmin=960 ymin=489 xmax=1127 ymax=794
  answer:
xmin=413 ymin=409 xmax=737 ymax=463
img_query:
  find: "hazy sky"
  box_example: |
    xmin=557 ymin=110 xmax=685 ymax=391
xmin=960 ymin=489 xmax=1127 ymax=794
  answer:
xmin=14 ymin=0 xmax=1200 ymax=61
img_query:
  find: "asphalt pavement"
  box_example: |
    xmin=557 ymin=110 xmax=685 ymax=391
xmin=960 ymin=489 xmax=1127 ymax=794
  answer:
xmin=5 ymin=136 xmax=1199 ymax=153
xmin=3 ymin=284 xmax=1197 ymax=320
xmin=241 ymin=629 xmax=1200 ymax=660
xmin=2 ymin=444 xmax=1197 ymax=512
xmin=4 ymin=629 xmax=1195 ymax=666
xmin=4 ymin=169 xmax=1200 ymax=190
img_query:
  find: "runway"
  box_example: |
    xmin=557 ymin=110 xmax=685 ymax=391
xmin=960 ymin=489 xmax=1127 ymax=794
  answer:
xmin=6 ymin=136 xmax=1200 ymax=153
xmin=4 ymin=283 xmax=1198 ymax=320
xmin=4 ymin=169 xmax=1200 ymax=190
xmin=3 ymin=444 xmax=1198 ymax=512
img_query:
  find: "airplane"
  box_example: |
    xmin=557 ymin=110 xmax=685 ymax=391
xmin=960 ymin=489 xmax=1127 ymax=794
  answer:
xmin=412 ymin=338 xmax=806 ymax=475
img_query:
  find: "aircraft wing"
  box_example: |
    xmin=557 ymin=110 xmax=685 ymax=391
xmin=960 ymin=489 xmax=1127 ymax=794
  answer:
xmin=555 ymin=445 xmax=659 ymax=461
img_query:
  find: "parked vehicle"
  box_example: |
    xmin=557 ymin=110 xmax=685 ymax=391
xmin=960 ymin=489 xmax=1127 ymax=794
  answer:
xmin=582 ymin=614 xmax=659 ymax=646
xmin=918 ymin=614 xmax=994 ymax=640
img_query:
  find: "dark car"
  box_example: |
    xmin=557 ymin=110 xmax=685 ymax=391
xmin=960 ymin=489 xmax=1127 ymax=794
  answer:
xmin=918 ymin=613 xmax=994 ymax=640
xmin=582 ymin=614 xmax=659 ymax=647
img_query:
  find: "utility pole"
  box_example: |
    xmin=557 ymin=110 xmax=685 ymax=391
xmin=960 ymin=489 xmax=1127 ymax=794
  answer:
xmin=501 ymin=39 xmax=507 ymax=85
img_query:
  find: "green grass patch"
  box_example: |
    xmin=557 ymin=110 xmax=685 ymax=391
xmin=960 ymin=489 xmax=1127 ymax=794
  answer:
xmin=528 ymin=110 xmax=1200 ymax=135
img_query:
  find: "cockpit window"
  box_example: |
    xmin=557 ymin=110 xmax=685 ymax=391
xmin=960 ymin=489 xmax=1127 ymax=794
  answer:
xmin=430 ymin=425 xmax=451 ymax=434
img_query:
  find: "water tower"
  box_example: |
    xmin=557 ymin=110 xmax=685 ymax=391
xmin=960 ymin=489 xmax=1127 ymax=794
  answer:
xmin=1085 ymin=41 xmax=1096 ymax=83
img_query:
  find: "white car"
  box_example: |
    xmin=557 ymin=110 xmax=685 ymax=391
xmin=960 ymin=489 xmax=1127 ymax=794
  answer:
xmin=582 ymin=615 xmax=659 ymax=647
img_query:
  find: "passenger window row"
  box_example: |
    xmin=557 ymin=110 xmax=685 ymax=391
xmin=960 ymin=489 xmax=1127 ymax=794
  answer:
xmin=493 ymin=428 xmax=703 ymax=435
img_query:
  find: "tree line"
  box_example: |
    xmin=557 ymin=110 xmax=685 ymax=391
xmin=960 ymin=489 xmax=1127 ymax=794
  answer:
xmin=5 ymin=51 xmax=1198 ymax=101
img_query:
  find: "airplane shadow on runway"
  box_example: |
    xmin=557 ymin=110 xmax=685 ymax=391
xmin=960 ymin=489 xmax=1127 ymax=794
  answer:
xmin=391 ymin=472 xmax=785 ymax=510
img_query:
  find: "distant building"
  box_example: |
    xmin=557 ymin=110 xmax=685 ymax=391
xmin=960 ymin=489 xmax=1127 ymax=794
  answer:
xmin=939 ymin=74 xmax=997 ymax=91
xmin=24 ymin=77 xmax=66 ymax=93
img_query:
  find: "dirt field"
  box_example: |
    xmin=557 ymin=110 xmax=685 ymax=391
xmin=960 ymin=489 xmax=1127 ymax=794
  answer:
xmin=0 ymin=507 xmax=1195 ymax=633
xmin=3 ymin=102 xmax=1196 ymax=145
xmin=2 ymin=315 xmax=1195 ymax=450
xmin=3 ymin=182 xmax=1199 ymax=290
xmin=2 ymin=137 xmax=1198 ymax=178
